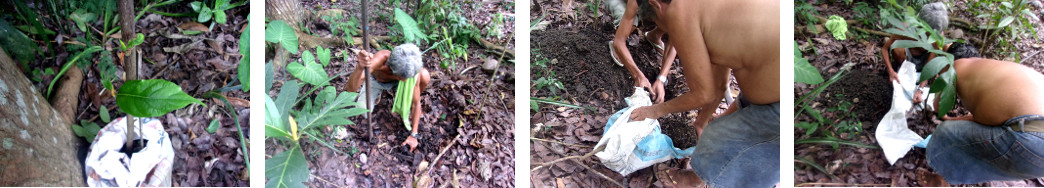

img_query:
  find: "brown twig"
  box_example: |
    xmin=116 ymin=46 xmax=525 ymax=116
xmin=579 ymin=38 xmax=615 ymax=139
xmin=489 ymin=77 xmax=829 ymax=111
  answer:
xmin=571 ymin=158 xmax=625 ymax=188
xmin=530 ymin=137 xmax=592 ymax=148
xmin=312 ymin=175 xmax=345 ymax=188
xmin=424 ymin=134 xmax=461 ymax=175
xmin=531 ymin=144 xmax=606 ymax=171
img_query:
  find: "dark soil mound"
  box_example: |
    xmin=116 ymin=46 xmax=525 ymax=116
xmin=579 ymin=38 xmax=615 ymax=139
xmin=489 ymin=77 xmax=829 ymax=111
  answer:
xmin=821 ymin=70 xmax=892 ymax=125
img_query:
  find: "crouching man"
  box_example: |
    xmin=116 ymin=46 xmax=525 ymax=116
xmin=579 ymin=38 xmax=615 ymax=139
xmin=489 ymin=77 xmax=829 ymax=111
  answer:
xmin=925 ymin=43 xmax=1044 ymax=184
xmin=626 ymin=0 xmax=780 ymax=187
xmin=344 ymin=44 xmax=432 ymax=152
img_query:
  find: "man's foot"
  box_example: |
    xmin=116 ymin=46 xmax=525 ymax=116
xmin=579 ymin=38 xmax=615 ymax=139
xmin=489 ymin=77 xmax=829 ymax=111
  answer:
xmin=655 ymin=164 xmax=707 ymax=188
xmin=644 ymin=31 xmax=665 ymax=52
xmin=608 ymin=41 xmax=624 ymax=67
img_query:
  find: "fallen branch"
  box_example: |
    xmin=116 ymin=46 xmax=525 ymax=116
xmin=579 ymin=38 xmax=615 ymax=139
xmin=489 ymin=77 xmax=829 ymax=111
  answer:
xmin=50 ymin=65 xmax=83 ymax=125
xmin=571 ymin=158 xmax=625 ymax=188
xmin=531 ymin=144 xmax=606 ymax=171
xmin=424 ymin=134 xmax=461 ymax=175
xmin=473 ymin=35 xmax=514 ymax=59
xmin=312 ymin=174 xmax=345 ymax=188
xmin=530 ymin=137 xmax=592 ymax=148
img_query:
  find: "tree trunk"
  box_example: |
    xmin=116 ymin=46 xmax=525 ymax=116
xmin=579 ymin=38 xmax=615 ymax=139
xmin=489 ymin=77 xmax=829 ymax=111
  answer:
xmin=266 ymin=0 xmax=306 ymax=32
xmin=0 ymin=47 xmax=84 ymax=186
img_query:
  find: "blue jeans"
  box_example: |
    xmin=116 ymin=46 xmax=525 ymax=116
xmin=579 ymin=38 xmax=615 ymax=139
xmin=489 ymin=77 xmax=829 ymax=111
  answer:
xmin=689 ymin=102 xmax=780 ymax=188
xmin=927 ymin=116 xmax=1044 ymax=184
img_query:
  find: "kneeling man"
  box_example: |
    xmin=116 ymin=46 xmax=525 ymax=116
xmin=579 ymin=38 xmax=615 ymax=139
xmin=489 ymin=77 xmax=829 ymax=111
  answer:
xmin=345 ymin=44 xmax=432 ymax=152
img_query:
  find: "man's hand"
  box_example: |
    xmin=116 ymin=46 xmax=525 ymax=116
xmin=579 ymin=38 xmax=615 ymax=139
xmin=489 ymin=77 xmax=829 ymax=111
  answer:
xmin=635 ymin=77 xmax=653 ymax=95
xmin=629 ymin=106 xmax=662 ymax=121
xmin=888 ymin=67 xmax=901 ymax=84
xmin=651 ymin=80 xmax=666 ymax=103
xmin=356 ymin=51 xmax=375 ymax=69
xmin=402 ymin=135 xmax=419 ymax=152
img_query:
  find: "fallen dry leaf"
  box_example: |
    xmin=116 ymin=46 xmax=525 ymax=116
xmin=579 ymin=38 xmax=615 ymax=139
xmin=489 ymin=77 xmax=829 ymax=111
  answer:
xmin=178 ymin=22 xmax=210 ymax=33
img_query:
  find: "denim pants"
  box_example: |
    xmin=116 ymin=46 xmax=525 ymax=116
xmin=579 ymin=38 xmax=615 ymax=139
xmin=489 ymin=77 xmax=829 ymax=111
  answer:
xmin=689 ymin=102 xmax=780 ymax=188
xmin=927 ymin=116 xmax=1044 ymax=184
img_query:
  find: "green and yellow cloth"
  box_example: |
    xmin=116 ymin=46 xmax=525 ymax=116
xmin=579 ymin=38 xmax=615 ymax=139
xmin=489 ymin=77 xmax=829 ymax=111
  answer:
xmin=391 ymin=75 xmax=418 ymax=131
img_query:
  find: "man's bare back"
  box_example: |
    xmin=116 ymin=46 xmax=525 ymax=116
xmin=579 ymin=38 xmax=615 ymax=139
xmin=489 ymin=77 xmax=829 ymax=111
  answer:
xmin=629 ymin=0 xmax=779 ymax=120
xmin=952 ymin=58 xmax=1044 ymax=126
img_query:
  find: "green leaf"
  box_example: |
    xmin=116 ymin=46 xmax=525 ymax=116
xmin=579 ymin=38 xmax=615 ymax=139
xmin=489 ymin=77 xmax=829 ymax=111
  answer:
xmin=394 ymin=8 xmax=428 ymax=43
xmin=794 ymin=42 xmax=824 ymax=84
xmin=265 ymin=20 xmax=299 ymax=54
xmin=936 ymin=73 xmax=958 ymax=118
xmin=890 ymin=40 xmax=933 ymax=50
xmin=291 ymin=87 xmax=367 ymax=131
xmin=286 ymin=61 xmax=329 ymax=86
xmin=265 ymin=145 xmax=309 ymax=188
xmin=238 ymin=27 xmax=250 ymax=92
xmin=795 ymin=122 xmax=819 ymax=136
xmin=69 ymin=9 xmax=96 ymax=32
xmin=997 ymin=16 xmax=1015 ymax=28
xmin=198 ymin=6 xmax=214 ymax=23
xmin=73 ymin=121 xmax=102 ymax=143
xmin=0 ymin=20 xmax=37 ymax=64
xmin=116 ymin=79 xmax=205 ymax=117
xmin=100 ymin=105 xmax=111 ymax=123
xmin=316 ymin=46 xmax=331 ymax=66
xmin=207 ymin=118 xmax=220 ymax=133
xmin=825 ymin=15 xmax=848 ymax=40
xmin=216 ymin=0 xmax=232 ymax=10
xmin=128 ymin=33 xmax=145 ymax=50
xmin=919 ymin=57 xmax=951 ymax=82
xmin=190 ymin=1 xmax=204 ymax=12
xmin=275 ymin=80 xmax=301 ymax=132
xmin=265 ymin=94 xmax=292 ymax=140
xmin=215 ymin=10 xmax=227 ymax=24
xmin=301 ymin=50 xmax=315 ymax=65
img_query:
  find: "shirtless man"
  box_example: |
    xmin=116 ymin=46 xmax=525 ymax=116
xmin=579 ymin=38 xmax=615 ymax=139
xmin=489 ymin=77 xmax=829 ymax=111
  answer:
xmin=344 ymin=44 xmax=432 ymax=152
xmin=610 ymin=0 xmax=732 ymax=136
xmin=925 ymin=43 xmax=1044 ymax=184
xmin=626 ymin=0 xmax=780 ymax=187
xmin=882 ymin=2 xmax=948 ymax=83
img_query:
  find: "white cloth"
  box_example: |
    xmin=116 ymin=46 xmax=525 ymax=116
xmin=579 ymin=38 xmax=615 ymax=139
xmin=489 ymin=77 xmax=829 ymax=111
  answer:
xmin=85 ymin=117 xmax=174 ymax=187
xmin=875 ymin=60 xmax=930 ymax=165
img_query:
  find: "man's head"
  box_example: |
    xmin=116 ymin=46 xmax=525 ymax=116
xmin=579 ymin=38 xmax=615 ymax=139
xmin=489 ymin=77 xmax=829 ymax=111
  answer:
xmin=637 ymin=0 xmax=670 ymax=25
xmin=946 ymin=42 xmax=981 ymax=60
xmin=919 ymin=2 xmax=949 ymax=32
xmin=387 ymin=43 xmax=423 ymax=79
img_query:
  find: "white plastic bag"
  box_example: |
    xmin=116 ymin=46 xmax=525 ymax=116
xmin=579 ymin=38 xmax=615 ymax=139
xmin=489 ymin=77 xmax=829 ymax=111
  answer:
xmin=595 ymin=88 xmax=695 ymax=176
xmin=85 ymin=117 xmax=174 ymax=187
xmin=876 ymin=61 xmax=928 ymax=165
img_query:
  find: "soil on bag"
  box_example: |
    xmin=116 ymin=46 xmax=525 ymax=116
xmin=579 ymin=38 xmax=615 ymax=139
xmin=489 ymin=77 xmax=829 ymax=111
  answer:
xmin=264 ymin=0 xmax=515 ymax=187
xmin=794 ymin=0 xmax=1044 ymax=186
xmin=6 ymin=1 xmax=251 ymax=186
xmin=529 ymin=0 xmax=738 ymax=185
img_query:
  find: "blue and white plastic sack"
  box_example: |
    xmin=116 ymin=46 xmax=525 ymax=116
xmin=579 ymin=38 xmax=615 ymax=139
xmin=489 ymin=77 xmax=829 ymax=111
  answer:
xmin=595 ymin=88 xmax=695 ymax=176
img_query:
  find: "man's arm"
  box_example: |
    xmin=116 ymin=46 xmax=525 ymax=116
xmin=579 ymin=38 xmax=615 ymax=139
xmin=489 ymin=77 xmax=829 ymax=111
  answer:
xmin=651 ymin=41 xmax=677 ymax=103
xmin=630 ymin=24 xmax=722 ymax=121
xmin=345 ymin=50 xmax=391 ymax=92
xmin=614 ymin=0 xmax=651 ymax=91
xmin=409 ymin=69 xmax=431 ymax=136
xmin=883 ymin=36 xmax=901 ymax=83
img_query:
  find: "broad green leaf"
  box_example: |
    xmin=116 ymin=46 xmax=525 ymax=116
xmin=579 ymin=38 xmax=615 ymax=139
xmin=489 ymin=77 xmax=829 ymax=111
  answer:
xmin=301 ymin=50 xmax=315 ymax=66
xmin=286 ymin=61 xmax=329 ymax=86
xmin=795 ymin=122 xmax=819 ymax=136
xmin=919 ymin=57 xmax=951 ymax=82
xmin=794 ymin=42 xmax=824 ymax=84
xmin=316 ymin=46 xmax=331 ymax=66
xmin=265 ymin=145 xmax=309 ymax=188
xmin=265 ymin=20 xmax=299 ymax=53
xmin=207 ymin=118 xmax=220 ymax=133
xmin=265 ymin=95 xmax=292 ymax=139
xmin=190 ymin=1 xmax=203 ymax=12
xmin=127 ymin=33 xmax=145 ymax=50
xmin=0 ymin=20 xmax=36 ymax=64
xmin=100 ymin=105 xmax=111 ymax=123
xmin=238 ymin=27 xmax=250 ymax=92
xmin=216 ymin=0 xmax=232 ymax=10
xmin=116 ymin=79 xmax=205 ymax=117
xmin=291 ymin=87 xmax=367 ymax=132
xmin=890 ymin=40 xmax=933 ymax=50
xmin=275 ymin=80 xmax=301 ymax=132
xmin=199 ymin=6 xmax=213 ymax=23
xmin=265 ymin=63 xmax=275 ymax=91
xmin=825 ymin=15 xmax=848 ymax=40
xmin=394 ymin=8 xmax=428 ymax=43
xmin=215 ymin=10 xmax=227 ymax=24
xmin=936 ymin=82 xmax=957 ymax=118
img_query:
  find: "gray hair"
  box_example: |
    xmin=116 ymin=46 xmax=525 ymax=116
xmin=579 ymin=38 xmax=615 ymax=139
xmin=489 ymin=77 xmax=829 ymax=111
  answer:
xmin=919 ymin=2 xmax=949 ymax=31
xmin=387 ymin=43 xmax=423 ymax=78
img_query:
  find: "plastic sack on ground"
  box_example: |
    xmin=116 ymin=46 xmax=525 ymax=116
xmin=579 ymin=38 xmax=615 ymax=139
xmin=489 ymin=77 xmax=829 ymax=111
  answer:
xmin=595 ymin=87 xmax=696 ymax=176
xmin=876 ymin=60 xmax=929 ymax=165
xmin=85 ymin=117 xmax=174 ymax=187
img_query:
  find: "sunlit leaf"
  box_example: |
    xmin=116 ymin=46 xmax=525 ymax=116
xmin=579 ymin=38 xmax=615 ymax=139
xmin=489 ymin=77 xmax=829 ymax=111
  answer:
xmin=116 ymin=79 xmax=205 ymax=117
xmin=265 ymin=145 xmax=308 ymax=188
xmin=265 ymin=20 xmax=299 ymax=53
